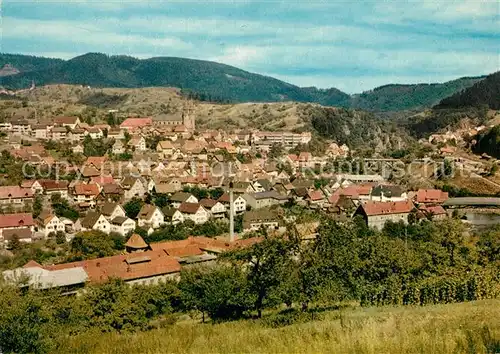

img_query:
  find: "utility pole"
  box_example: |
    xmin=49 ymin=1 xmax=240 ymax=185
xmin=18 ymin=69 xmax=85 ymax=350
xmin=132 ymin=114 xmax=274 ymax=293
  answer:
xmin=229 ymin=181 xmax=235 ymax=242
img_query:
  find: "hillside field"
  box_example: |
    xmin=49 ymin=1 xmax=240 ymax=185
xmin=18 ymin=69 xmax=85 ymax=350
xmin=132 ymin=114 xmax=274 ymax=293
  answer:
xmin=64 ymin=300 xmax=499 ymax=354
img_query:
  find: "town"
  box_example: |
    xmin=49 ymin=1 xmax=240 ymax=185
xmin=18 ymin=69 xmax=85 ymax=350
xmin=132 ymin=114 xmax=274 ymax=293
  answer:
xmin=0 ymin=98 xmax=498 ymax=292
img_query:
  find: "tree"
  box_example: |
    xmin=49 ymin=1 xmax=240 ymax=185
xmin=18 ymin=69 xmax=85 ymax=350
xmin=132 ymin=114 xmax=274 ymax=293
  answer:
xmin=9 ymin=234 xmax=23 ymax=251
xmin=268 ymin=143 xmax=284 ymax=159
xmin=224 ymin=236 xmax=294 ymax=317
xmin=68 ymin=231 xmax=122 ymax=260
xmin=179 ymin=265 xmax=253 ymax=322
xmin=32 ymin=194 xmax=43 ymax=218
xmin=123 ymin=198 xmax=144 ymax=219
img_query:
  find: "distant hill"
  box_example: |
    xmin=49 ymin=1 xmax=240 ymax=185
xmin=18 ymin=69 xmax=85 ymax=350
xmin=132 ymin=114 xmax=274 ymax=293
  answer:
xmin=349 ymin=77 xmax=484 ymax=111
xmin=435 ymin=71 xmax=500 ymax=110
xmin=0 ymin=52 xmax=489 ymax=111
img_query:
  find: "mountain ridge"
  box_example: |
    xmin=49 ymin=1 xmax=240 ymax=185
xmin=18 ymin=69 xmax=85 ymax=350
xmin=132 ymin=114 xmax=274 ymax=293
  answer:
xmin=0 ymin=52 xmax=489 ymax=111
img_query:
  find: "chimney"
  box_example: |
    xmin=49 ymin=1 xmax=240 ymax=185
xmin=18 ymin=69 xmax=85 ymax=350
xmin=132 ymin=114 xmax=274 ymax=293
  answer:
xmin=229 ymin=181 xmax=235 ymax=242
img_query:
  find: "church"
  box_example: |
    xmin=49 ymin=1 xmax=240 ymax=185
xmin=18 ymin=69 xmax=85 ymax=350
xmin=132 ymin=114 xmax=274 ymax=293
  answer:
xmin=152 ymin=103 xmax=195 ymax=132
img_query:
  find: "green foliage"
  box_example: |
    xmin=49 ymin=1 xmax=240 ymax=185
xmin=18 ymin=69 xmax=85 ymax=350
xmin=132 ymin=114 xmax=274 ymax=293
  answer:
xmin=83 ymin=136 xmax=113 ymax=156
xmin=68 ymin=230 xmax=124 ymax=261
xmin=473 ymin=125 xmax=500 ymax=159
xmin=32 ymin=194 xmax=43 ymax=218
xmin=179 ymin=265 xmax=253 ymax=322
xmin=182 ymin=186 xmax=209 ymax=200
xmin=268 ymin=143 xmax=284 ymax=159
xmin=436 ymin=71 xmax=500 ymax=110
xmin=123 ymin=198 xmax=145 ymax=219
xmin=51 ymin=193 xmax=80 ymax=221
xmin=79 ymin=92 xmax=129 ymax=109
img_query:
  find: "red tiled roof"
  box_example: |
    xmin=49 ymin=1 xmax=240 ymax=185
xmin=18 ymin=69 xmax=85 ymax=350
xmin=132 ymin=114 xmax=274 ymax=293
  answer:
xmin=419 ymin=205 xmax=447 ymax=215
xmin=85 ymin=156 xmax=107 ymax=167
xmin=199 ymin=198 xmax=218 ymax=208
xmin=54 ymin=116 xmax=79 ymax=125
xmin=90 ymin=175 xmax=115 ymax=185
xmin=0 ymin=186 xmax=34 ymax=199
xmin=178 ymin=202 xmax=203 ymax=214
xmin=120 ymin=118 xmax=153 ymax=128
xmin=307 ymin=190 xmax=324 ymax=201
xmin=0 ymin=213 xmax=34 ymax=228
xmin=46 ymin=249 xmax=180 ymax=283
xmin=361 ymin=200 xmax=414 ymax=216
xmin=23 ymin=260 xmax=42 ymax=268
xmin=416 ymin=189 xmax=449 ymax=204
xmin=125 ymin=234 xmax=149 ymax=249
xmin=74 ymin=184 xmax=100 ymax=196
xmin=338 ymin=184 xmax=373 ymax=198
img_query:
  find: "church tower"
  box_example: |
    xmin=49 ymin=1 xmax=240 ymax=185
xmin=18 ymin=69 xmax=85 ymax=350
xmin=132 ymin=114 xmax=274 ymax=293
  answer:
xmin=182 ymin=101 xmax=195 ymax=132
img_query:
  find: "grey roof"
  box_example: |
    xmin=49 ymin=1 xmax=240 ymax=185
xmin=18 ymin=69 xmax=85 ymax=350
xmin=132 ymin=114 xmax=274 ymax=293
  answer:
xmin=3 ymin=266 xmax=88 ymax=289
xmin=101 ymin=202 xmax=120 ymax=216
xmin=177 ymin=254 xmax=217 ymax=264
xmin=111 ymin=216 xmax=130 ymax=225
xmin=250 ymin=191 xmax=288 ymax=200
xmin=371 ymin=185 xmax=404 ymax=198
xmin=153 ymin=113 xmax=183 ymax=122
xmin=80 ymin=211 xmax=103 ymax=229
xmin=443 ymin=197 xmax=500 ymax=207
xmin=170 ymin=191 xmax=194 ymax=202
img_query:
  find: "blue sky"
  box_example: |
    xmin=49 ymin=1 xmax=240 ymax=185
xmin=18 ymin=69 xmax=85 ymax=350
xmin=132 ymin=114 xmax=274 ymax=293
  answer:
xmin=2 ymin=0 xmax=499 ymax=93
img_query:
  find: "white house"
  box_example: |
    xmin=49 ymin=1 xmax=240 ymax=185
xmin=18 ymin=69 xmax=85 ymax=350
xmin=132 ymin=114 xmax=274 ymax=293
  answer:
xmin=218 ymin=193 xmax=246 ymax=215
xmin=170 ymin=192 xmax=198 ymax=209
xmin=101 ymin=202 xmax=126 ymax=221
xmin=36 ymin=213 xmax=65 ymax=237
xmin=199 ymin=199 xmax=226 ymax=218
xmin=137 ymin=204 xmax=164 ymax=229
xmin=178 ymin=203 xmax=209 ymax=224
xmin=121 ymin=176 xmax=147 ymax=200
xmin=163 ymin=208 xmax=185 ymax=225
xmin=110 ymin=216 xmax=136 ymax=236
xmin=79 ymin=212 xmax=111 ymax=234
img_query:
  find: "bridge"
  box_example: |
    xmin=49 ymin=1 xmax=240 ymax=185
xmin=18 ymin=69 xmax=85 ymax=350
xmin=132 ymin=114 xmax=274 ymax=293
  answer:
xmin=443 ymin=197 xmax=500 ymax=208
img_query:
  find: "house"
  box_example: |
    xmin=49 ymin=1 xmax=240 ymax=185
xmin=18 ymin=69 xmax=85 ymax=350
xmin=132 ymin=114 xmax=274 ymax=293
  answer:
xmin=39 ymin=180 xmax=69 ymax=200
xmin=43 ymin=250 xmax=181 ymax=285
xmin=87 ymin=127 xmax=103 ymax=139
xmin=112 ymin=140 xmax=125 ymax=154
xmin=32 ymin=124 xmax=50 ymax=139
xmin=21 ymin=180 xmax=44 ymax=194
xmin=199 ymin=199 xmax=226 ymax=218
xmin=73 ymin=144 xmax=84 ymax=154
xmin=370 ymin=185 xmax=408 ymax=202
xmin=0 ymin=213 xmax=35 ymax=246
xmin=11 ymin=119 xmax=31 ymax=135
xmin=305 ymin=190 xmax=326 ymax=207
xmin=68 ymin=128 xmax=86 ymax=143
xmin=327 ymin=194 xmax=357 ymax=215
xmin=0 ymin=186 xmax=34 ymax=207
xmin=51 ymin=126 xmax=68 ymax=141
xmin=416 ymin=189 xmax=449 ymax=205
xmin=119 ymin=117 xmax=153 ymax=131
xmin=354 ymin=200 xmax=415 ymax=230
xmin=137 ymin=204 xmax=164 ymax=229
xmin=79 ymin=212 xmax=111 ymax=234
xmin=417 ymin=205 xmax=448 ymax=221
xmin=3 ymin=262 xmax=87 ymax=293
xmin=170 ymin=192 xmax=198 ymax=209
xmin=128 ymin=136 xmax=146 ymax=151
xmin=100 ymin=184 xmax=124 ymax=202
xmin=110 ymin=216 xmax=136 ymax=236
xmin=243 ymin=209 xmax=282 ymax=233
xmin=218 ymin=193 xmax=247 ymax=214
xmin=156 ymin=140 xmax=175 ymax=157
xmin=101 ymin=202 xmax=126 ymax=221
xmin=54 ymin=116 xmax=80 ymax=130
xmin=242 ymin=191 xmax=288 ymax=209
xmin=163 ymin=207 xmax=185 ymax=225
xmin=121 ymin=176 xmax=147 ymax=200
xmin=36 ymin=212 xmax=65 ymax=237
xmin=73 ymin=184 xmax=100 ymax=208
xmin=178 ymin=203 xmax=209 ymax=224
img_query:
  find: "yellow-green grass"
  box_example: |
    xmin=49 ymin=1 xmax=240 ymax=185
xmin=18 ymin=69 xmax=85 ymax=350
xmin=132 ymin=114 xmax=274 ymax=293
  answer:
xmin=64 ymin=299 xmax=499 ymax=354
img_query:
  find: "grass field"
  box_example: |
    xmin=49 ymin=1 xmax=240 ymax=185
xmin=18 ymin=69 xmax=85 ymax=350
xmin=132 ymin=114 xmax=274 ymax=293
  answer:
xmin=64 ymin=300 xmax=500 ymax=354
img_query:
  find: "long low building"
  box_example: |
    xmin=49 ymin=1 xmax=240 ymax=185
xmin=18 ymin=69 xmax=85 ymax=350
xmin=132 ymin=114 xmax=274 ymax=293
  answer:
xmin=443 ymin=197 xmax=500 ymax=207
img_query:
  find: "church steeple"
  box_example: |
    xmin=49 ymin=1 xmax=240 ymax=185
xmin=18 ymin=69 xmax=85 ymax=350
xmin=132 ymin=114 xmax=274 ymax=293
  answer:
xmin=182 ymin=101 xmax=195 ymax=132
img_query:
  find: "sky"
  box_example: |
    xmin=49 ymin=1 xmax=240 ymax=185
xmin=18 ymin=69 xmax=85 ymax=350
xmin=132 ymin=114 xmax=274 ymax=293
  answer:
xmin=2 ymin=0 xmax=499 ymax=93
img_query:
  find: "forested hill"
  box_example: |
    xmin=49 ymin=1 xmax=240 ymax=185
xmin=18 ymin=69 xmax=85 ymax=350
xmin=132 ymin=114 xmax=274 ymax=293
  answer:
xmin=435 ymin=71 xmax=500 ymax=110
xmin=0 ymin=52 xmax=488 ymax=111
xmin=349 ymin=76 xmax=484 ymax=111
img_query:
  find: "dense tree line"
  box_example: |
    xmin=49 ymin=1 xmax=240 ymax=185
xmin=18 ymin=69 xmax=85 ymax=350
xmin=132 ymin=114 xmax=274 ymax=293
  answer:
xmin=1 ymin=217 xmax=499 ymax=353
xmin=473 ymin=125 xmax=500 ymax=159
